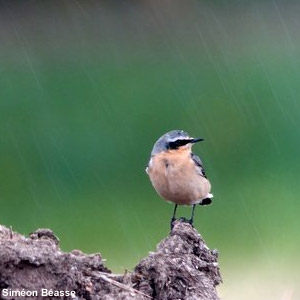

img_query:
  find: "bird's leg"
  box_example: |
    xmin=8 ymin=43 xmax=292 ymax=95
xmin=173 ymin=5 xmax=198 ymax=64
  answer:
xmin=170 ymin=204 xmax=178 ymax=229
xmin=189 ymin=204 xmax=196 ymax=225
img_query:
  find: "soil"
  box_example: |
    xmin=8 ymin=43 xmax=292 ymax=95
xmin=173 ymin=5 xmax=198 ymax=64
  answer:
xmin=0 ymin=221 xmax=221 ymax=300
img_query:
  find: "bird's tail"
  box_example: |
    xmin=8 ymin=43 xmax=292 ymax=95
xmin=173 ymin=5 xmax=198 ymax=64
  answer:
xmin=199 ymin=193 xmax=213 ymax=206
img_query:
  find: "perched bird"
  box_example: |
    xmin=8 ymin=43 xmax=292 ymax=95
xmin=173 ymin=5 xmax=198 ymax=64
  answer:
xmin=146 ymin=130 xmax=213 ymax=228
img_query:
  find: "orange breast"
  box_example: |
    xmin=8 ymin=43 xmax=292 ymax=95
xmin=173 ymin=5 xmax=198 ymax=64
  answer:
xmin=147 ymin=150 xmax=211 ymax=205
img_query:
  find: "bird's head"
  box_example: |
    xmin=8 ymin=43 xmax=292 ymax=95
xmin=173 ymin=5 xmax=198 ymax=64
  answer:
xmin=151 ymin=130 xmax=204 ymax=156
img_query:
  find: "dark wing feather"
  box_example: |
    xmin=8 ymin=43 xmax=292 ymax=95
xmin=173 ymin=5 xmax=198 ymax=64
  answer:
xmin=191 ymin=153 xmax=207 ymax=178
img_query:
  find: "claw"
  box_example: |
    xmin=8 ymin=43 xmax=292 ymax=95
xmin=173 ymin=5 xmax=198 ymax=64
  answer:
xmin=179 ymin=217 xmax=188 ymax=222
xmin=188 ymin=219 xmax=194 ymax=227
xmin=179 ymin=217 xmax=194 ymax=227
xmin=170 ymin=217 xmax=176 ymax=230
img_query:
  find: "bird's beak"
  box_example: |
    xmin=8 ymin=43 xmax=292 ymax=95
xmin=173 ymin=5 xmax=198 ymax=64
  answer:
xmin=190 ymin=137 xmax=204 ymax=143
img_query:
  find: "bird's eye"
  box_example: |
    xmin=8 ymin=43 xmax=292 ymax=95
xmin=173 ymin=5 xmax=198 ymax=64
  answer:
xmin=168 ymin=140 xmax=180 ymax=149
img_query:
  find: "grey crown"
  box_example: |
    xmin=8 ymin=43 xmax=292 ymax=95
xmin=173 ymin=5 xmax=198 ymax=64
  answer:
xmin=151 ymin=130 xmax=190 ymax=156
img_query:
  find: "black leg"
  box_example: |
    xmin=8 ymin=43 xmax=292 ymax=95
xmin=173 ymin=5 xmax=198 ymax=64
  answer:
xmin=189 ymin=204 xmax=196 ymax=225
xmin=170 ymin=204 xmax=178 ymax=229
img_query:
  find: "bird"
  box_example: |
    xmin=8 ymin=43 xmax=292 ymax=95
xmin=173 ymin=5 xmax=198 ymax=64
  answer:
xmin=146 ymin=130 xmax=213 ymax=228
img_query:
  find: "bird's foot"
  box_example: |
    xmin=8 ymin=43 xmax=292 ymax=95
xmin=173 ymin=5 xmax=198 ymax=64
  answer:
xmin=188 ymin=219 xmax=194 ymax=226
xmin=170 ymin=217 xmax=194 ymax=231
xmin=179 ymin=217 xmax=188 ymax=223
xmin=179 ymin=217 xmax=194 ymax=227
xmin=170 ymin=217 xmax=176 ymax=230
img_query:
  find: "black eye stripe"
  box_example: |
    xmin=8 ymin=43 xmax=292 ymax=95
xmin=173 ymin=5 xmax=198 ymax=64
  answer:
xmin=167 ymin=139 xmax=192 ymax=149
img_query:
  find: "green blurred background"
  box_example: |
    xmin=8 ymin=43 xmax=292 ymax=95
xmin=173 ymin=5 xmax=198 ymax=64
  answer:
xmin=0 ymin=1 xmax=299 ymax=299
